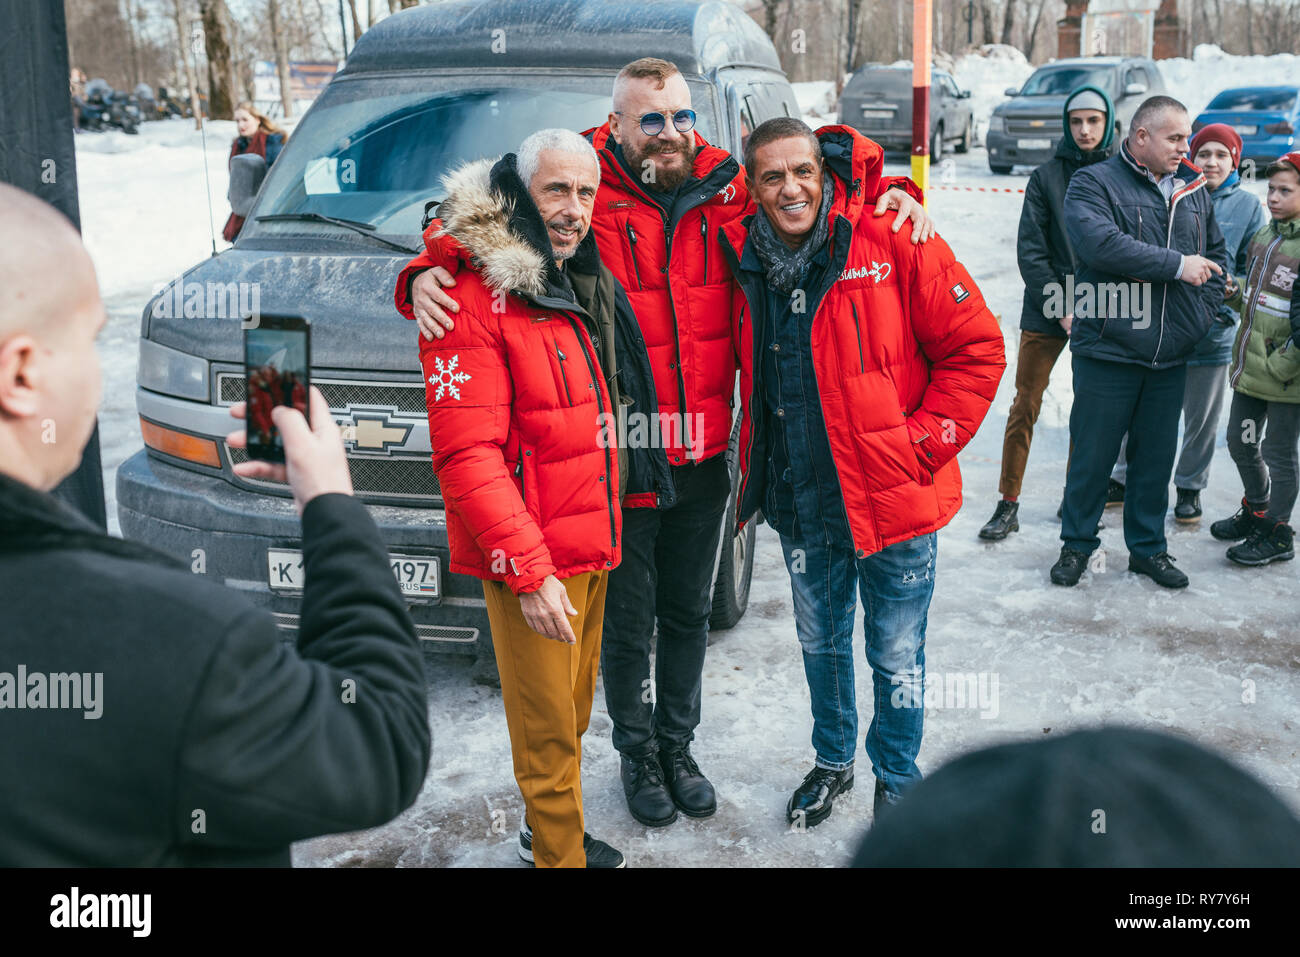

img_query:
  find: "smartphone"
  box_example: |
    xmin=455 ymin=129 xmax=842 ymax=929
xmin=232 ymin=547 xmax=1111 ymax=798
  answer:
xmin=244 ymin=314 xmax=311 ymax=463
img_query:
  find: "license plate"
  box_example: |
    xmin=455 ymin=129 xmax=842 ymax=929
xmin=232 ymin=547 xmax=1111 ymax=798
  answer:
xmin=1017 ymin=138 xmax=1052 ymax=149
xmin=861 ymin=108 xmax=893 ymax=119
xmin=1233 ymin=124 xmax=1257 ymax=135
xmin=267 ymin=548 xmax=440 ymax=599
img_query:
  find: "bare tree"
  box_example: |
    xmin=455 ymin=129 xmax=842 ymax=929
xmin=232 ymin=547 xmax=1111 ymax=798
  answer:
xmin=999 ymin=0 xmax=1018 ymax=44
xmin=268 ymin=0 xmax=293 ymax=117
xmin=1025 ymin=0 xmax=1049 ymax=60
xmin=758 ymin=0 xmax=784 ymax=44
xmin=346 ymin=0 xmax=365 ymax=40
xmin=199 ymin=0 xmax=236 ymax=118
xmin=980 ymin=0 xmax=996 ymax=44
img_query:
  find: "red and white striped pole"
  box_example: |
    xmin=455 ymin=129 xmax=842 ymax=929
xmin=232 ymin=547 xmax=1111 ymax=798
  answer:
xmin=911 ymin=0 xmax=933 ymax=201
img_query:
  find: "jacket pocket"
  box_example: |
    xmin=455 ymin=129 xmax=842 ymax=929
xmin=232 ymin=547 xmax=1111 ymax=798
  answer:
xmin=851 ymin=301 xmax=866 ymax=373
xmin=699 ymin=213 xmax=709 ymax=284
xmin=624 ymin=222 xmax=644 ymax=290
xmin=551 ymin=333 xmax=575 ymax=406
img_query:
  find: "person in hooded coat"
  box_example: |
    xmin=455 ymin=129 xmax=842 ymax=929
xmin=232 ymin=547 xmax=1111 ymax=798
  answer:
xmin=980 ymin=86 xmax=1117 ymax=541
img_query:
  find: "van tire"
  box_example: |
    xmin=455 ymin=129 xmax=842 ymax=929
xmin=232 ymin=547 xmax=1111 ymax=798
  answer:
xmin=709 ymin=419 xmax=755 ymax=632
xmin=955 ymin=118 xmax=971 ymax=153
xmin=931 ymin=123 xmax=944 ymax=162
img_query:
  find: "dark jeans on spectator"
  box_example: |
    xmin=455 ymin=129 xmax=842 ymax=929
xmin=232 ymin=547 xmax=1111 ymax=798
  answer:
xmin=600 ymin=453 xmax=731 ymax=759
xmin=1225 ymin=391 xmax=1300 ymax=524
xmin=1062 ymin=353 xmax=1186 ymax=558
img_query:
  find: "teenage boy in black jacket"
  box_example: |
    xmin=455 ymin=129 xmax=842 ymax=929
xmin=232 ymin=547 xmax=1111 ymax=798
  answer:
xmin=981 ymin=86 xmax=1117 ymax=541
xmin=0 ymin=184 xmax=430 ymax=866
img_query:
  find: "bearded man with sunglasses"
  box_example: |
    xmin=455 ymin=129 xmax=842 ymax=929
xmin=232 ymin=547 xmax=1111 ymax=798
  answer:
xmin=397 ymin=57 xmax=932 ymax=829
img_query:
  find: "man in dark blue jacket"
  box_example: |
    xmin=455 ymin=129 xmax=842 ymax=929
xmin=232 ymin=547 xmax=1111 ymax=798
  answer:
xmin=1053 ymin=96 xmax=1229 ymax=588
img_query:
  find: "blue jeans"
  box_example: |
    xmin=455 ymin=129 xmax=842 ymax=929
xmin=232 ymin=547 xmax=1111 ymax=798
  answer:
xmin=778 ymin=531 xmax=935 ymax=796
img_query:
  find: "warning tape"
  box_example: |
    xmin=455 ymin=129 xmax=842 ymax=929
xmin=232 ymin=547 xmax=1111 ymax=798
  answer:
xmin=928 ymin=184 xmax=1026 ymax=193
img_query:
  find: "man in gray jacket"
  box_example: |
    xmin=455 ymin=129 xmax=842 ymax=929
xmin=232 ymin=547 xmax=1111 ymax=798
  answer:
xmin=1053 ymin=96 xmax=1228 ymax=589
xmin=0 ymin=184 xmax=430 ymax=866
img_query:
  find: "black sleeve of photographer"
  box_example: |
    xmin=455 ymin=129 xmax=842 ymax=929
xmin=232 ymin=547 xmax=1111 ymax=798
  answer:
xmin=173 ymin=493 xmax=430 ymax=850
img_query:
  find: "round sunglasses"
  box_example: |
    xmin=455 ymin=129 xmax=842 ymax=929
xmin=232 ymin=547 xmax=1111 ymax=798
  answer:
xmin=615 ymin=108 xmax=697 ymax=137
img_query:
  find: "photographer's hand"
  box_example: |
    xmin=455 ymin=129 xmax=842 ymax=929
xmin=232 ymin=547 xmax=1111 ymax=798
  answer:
xmin=227 ymin=386 xmax=353 ymax=514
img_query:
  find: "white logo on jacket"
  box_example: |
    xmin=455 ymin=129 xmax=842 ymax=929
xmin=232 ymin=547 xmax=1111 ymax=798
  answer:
xmin=429 ymin=354 xmax=471 ymax=401
xmin=716 ymin=183 xmax=737 ymax=204
xmin=840 ymin=260 xmax=892 ymax=283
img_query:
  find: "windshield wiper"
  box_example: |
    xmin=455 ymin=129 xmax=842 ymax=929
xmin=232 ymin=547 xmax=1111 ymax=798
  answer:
xmin=255 ymin=212 xmax=419 ymax=253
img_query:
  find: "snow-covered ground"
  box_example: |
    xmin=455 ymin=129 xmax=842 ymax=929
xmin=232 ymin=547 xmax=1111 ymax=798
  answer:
xmin=73 ymin=66 xmax=1296 ymax=869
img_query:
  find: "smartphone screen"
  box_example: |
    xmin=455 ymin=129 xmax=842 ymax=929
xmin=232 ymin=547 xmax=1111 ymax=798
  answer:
xmin=244 ymin=315 xmax=311 ymax=463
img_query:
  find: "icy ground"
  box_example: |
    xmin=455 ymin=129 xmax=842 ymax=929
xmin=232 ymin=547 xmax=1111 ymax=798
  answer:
xmin=75 ymin=83 xmax=1296 ymax=868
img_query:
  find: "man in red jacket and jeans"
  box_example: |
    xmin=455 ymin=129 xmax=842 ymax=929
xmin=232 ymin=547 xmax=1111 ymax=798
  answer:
xmin=399 ymin=58 xmax=931 ymax=829
xmin=720 ymin=119 xmax=1004 ymax=826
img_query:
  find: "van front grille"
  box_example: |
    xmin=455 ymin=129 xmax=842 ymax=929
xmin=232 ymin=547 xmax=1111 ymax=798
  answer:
xmin=227 ymin=445 xmax=441 ymax=505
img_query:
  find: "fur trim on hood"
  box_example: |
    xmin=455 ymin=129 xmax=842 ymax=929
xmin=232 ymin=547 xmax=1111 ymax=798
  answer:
xmin=434 ymin=156 xmax=550 ymax=297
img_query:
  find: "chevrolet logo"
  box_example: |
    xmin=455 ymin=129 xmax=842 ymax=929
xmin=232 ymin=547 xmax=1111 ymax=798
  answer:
xmin=1030 ymin=120 xmax=1045 ymax=127
xmin=337 ymin=411 xmax=414 ymax=453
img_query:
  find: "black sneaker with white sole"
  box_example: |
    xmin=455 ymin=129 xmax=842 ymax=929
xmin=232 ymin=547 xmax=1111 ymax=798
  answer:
xmin=518 ymin=818 xmax=626 ymax=868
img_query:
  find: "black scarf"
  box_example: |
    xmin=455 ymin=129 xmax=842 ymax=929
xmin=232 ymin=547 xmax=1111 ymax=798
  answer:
xmin=749 ymin=169 xmax=835 ymax=295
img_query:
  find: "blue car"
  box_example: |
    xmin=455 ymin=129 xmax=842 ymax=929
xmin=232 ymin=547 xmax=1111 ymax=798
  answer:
xmin=1193 ymin=86 xmax=1299 ymax=168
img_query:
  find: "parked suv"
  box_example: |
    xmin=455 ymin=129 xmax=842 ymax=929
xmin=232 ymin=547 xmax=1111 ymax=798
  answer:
xmin=116 ymin=0 xmax=785 ymax=673
xmin=987 ymin=56 xmax=1164 ymax=173
xmin=838 ymin=65 xmax=973 ymax=160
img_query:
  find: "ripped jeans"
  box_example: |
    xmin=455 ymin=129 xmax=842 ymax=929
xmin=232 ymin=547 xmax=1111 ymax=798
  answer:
xmin=778 ymin=531 xmax=935 ymax=795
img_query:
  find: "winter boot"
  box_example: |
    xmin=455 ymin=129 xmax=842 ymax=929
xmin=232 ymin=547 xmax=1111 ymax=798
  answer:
xmin=1227 ymin=521 xmax=1295 ymax=566
xmin=1211 ymin=498 xmax=1269 ymax=541
xmin=1105 ymin=478 xmax=1125 ymax=509
xmin=979 ymin=500 xmax=1020 ymax=540
xmin=1049 ymin=546 xmax=1089 ymax=586
xmin=1128 ymin=551 xmax=1189 ymax=588
xmin=1174 ymin=488 xmax=1202 ymax=522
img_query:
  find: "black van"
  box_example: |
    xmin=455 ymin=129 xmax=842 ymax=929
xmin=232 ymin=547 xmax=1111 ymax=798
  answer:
xmin=117 ymin=0 xmax=794 ymax=673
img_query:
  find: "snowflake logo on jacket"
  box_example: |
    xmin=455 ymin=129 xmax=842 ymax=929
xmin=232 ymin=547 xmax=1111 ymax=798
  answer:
xmin=429 ymin=354 xmax=472 ymax=401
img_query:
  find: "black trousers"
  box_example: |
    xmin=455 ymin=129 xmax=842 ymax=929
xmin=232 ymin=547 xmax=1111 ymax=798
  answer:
xmin=1062 ymin=353 xmax=1186 ymax=558
xmin=600 ymin=453 xmax=730 ymax=758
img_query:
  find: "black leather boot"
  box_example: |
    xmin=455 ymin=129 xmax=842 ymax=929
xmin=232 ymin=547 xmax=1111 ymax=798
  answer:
xmin=659 ymin=745 xmax=716 ymax=818
xmin=620 ymin=753 xmax=678 ymax=827
xmin=787 ymin=765 xmax=854 ymax=828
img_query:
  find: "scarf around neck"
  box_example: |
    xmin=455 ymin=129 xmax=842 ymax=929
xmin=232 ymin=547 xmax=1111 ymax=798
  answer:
xmin=749 ymin=168 xmax=836 ymax=295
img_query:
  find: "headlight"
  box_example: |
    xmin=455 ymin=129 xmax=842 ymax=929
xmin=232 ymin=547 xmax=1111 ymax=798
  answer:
xmin=987 ymin=114 xmax=1005 ymax=134
xmin=137 ymin=338 xmax=210 ymax=402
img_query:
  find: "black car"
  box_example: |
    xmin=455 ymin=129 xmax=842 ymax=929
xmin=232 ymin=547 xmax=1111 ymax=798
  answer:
xmin=117 ymin=0 xmax=788 ymax=676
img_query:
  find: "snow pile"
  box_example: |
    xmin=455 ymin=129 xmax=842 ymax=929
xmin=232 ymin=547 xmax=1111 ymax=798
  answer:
xmin=1157 ymin=44 xmax=1300 ymax=119
xmin=793 ymin=80 xmax=841 ymax=127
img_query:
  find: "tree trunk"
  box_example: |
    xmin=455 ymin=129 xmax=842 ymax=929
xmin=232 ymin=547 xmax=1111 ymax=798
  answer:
xmin=1025 ymin=0 xmax=1048 ymax=61
xmin=346 ymin=0 xmax=364 ymax=39
xmin=760 ymin=0 xmax=782 ymax=44
xmin=172 ymin=0 xmax=204 ymax=129
xmin=198 ymin=0 xmax=235 ymax=119
xmin=999 ymin=0 xmax=1017 ymax=45
xmin=981 ymin=0 xmax=996 ymax=45
xmin=269 ymin=0 xmax=293 ymax=118
xmin=122 ymin=0 xmax=140 ymax=85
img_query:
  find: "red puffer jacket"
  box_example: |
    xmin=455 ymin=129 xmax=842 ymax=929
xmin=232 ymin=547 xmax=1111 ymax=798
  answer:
xmin=397 ymin=125 xmax=921 ymax=506
xmin=419 ymin=157 xmax=619 ymax=595
xmin=580 ymin=125 xmax=746 ymax=476
xmin=721 ymin=125 xmax=1006 ymax=558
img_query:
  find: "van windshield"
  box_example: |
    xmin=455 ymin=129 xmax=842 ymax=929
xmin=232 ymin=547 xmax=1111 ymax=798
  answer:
xmin=244 ymin=73 xmax=719 ymax=244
